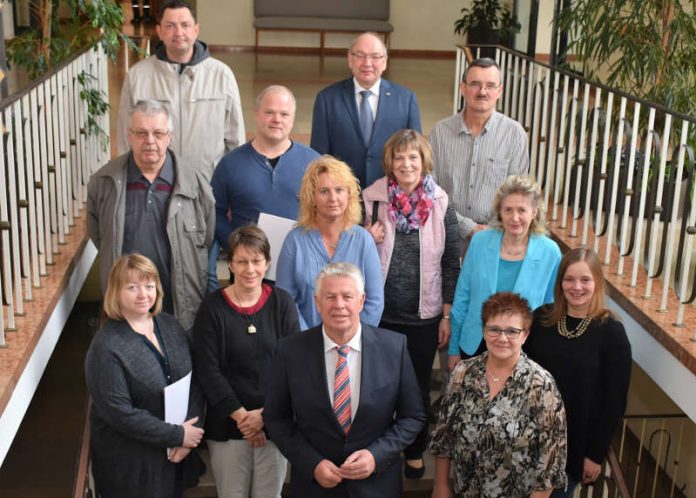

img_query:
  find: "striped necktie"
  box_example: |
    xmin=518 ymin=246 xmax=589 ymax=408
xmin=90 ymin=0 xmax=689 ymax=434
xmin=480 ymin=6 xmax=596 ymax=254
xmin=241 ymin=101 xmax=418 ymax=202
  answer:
xmin=333 ymin=345 xmax=352 ymax=435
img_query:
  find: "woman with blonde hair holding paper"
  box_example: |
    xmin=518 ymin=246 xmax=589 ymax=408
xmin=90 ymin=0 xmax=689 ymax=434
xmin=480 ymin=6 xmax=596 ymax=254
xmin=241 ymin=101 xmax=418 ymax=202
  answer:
xmin=85 ymin=253 xmax=203 ymax=498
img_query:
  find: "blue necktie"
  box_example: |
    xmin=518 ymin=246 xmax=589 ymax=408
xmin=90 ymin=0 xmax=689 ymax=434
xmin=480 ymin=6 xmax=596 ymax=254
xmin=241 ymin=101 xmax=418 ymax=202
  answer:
xmin=359 ymin=90 xmax=373 ymax=144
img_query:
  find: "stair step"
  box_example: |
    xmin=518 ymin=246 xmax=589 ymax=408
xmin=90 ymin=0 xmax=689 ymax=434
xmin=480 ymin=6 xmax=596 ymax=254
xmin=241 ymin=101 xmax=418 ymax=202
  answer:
xmin=183 ymin=447 xmax=436 ymax=497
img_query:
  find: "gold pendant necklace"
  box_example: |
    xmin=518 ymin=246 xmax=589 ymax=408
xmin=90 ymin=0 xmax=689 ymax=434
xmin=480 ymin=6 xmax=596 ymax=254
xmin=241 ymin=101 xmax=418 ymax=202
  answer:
xmin=231 ymin=286 xmax=259 ymax=334
xmin=557 ymin=314 xmax=592 ymax=339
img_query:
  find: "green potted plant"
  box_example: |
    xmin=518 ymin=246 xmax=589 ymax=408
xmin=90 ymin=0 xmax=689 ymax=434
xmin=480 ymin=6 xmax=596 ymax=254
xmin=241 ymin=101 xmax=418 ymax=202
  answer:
xmin=6 ymin=0 xmax=137 ymax=148
xmin=454 ymin=0 xmax=521 ymax=55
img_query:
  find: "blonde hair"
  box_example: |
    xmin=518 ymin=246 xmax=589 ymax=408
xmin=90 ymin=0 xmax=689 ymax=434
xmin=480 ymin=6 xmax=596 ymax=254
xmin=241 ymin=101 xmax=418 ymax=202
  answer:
xmin=297 ymin=155 xmax=362 ymax=230
xmin=489 ymin=175 xmax=547 ymax=235
xmin=541 ymin=247 xmax=614 ymax=326
xmin=103 ymin=254 xmax=163 ymax=320
xmin=382 ymin=129 xmax=434 ymax=177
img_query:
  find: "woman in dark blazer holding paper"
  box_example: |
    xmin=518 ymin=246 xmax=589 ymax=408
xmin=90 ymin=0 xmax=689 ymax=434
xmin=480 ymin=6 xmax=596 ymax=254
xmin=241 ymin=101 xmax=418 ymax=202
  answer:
xmin=85 ymin=253 xmax=204 ymax=498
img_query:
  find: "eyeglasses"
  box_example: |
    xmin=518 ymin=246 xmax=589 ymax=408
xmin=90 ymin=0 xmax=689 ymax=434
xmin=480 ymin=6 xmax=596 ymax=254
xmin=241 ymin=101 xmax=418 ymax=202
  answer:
xmin=484 ymin=326 xmax=525 ymax=338
xmin=464 ymin=81 xmax=500 ymax=91
xmin=231 ymin=258 xmax=267 ymax=267
xmin=350 ymin=52 xmax=386 ymax=62
xmin=129 ymin=129 xmax=171 ymax=140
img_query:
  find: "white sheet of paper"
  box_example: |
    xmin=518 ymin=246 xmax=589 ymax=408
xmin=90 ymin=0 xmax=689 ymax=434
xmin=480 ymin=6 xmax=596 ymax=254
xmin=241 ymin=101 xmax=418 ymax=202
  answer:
xmin=258 ymin=213 xmax=296 ymax=281
xmin=164 ymin=370 xmax=192 ymax=425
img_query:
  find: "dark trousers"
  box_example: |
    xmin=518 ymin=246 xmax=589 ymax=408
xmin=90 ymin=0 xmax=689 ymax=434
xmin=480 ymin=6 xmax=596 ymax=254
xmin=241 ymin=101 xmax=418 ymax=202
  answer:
xmin=380 ymin=319 xmax=439 ymax=460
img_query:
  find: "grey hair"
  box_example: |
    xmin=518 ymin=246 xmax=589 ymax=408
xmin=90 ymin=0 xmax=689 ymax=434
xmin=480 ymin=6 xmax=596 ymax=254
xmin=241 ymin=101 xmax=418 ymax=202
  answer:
xmin=129 ymin=100 xmax=173 ymax=132
xmin=314 ymin=262 xmax=365 ymax=297
xmin=462 ymin=57 xmax=500 ymax=82
xmin=489 ymin=174 xmax=547 ymax=235
xmin=255 ymin=85 xmax=297 ymax=114
xmin=348 ymin=32 xmax=388 ymax=58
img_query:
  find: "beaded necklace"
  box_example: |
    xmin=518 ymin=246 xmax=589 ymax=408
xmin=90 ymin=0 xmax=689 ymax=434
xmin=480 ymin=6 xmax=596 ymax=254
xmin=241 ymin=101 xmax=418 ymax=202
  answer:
xmin=557 ymin=314 xmax=593 ymax=339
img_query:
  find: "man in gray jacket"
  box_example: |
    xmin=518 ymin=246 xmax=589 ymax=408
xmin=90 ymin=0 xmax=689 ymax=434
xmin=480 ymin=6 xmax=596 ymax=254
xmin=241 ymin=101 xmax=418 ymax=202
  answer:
xmin=117 ymin=0 xmax=245 ymax=181
xmin=88 ymin=100 xmax=215 ymax=330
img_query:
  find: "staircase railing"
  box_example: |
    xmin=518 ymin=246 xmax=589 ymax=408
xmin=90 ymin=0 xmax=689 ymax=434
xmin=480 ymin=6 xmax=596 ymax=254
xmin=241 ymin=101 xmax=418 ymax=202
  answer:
xmin=0 ymin=44 xmax=110 ymax=346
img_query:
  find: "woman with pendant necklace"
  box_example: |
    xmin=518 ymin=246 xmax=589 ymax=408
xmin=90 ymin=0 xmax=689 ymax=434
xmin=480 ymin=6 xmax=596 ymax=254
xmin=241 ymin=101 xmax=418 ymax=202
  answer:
xmin=430 ymin=292 xmax=568 ymax=498
xmin=192 ymin=226 xmax=300 ymax=498
xmin=525 ymin=248 xmax=632 ymax=498
xmin=448 ymin=175 xmax=561 ymax=370
xmin=276 ymin=155 xmax=384 ymax=329
xmin=85 ymin=254 xmax=204 ymax=498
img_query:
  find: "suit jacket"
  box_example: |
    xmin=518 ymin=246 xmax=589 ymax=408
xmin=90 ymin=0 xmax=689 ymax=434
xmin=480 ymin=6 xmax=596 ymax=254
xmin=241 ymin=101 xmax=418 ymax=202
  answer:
xmin=311 ymin=78 xmax=422 ymax=189
xmin=450 ymin=229 xmax=561 ymax=355
xmin=264 ymin=324 xmax=426 ymax=498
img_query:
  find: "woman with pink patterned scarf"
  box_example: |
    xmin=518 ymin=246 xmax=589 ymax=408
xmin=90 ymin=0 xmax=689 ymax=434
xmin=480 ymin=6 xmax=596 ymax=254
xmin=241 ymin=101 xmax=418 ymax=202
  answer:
xmin=362 ymin=129 xmax=460 ymax=479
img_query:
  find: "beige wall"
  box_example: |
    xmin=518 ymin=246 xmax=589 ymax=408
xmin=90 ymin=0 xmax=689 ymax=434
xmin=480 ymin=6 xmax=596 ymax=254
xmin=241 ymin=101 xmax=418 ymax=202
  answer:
xmin=197 ymin=0 xmax=470 ymax=51
xmin=196 ymin=0 xmax=557 ymax=56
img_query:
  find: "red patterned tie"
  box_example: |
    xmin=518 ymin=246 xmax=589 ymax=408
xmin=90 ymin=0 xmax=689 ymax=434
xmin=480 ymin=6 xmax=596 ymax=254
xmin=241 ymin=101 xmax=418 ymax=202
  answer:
xmin=333 ymin=345 xmax=352 ymax=435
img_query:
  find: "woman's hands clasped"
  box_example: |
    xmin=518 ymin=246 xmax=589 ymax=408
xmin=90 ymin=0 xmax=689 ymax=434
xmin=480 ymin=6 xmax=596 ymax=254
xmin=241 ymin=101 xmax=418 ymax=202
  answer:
xmin=232 ymin=407 xmax=267 ymax=448
xmin=181 ymin=416 xmax=204 ymax=448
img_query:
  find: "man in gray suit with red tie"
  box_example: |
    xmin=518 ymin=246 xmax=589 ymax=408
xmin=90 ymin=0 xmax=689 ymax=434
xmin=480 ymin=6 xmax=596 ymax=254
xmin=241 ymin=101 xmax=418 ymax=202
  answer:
xmin=310 ymin=33 xmax=422 ymax=189
xmin=264 ymin=262 xmax=425 ymax=498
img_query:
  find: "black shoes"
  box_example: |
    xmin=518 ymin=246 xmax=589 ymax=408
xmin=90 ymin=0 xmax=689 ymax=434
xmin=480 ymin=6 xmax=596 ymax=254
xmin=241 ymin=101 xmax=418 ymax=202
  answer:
xmin=404 ymin=460 xmax=425 ymax=479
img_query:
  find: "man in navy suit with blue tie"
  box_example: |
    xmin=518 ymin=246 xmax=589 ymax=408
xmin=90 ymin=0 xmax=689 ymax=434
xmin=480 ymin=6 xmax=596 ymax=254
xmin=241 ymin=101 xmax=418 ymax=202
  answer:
xmin=264 ymin=262 xmax=425 ymax=498
xmin=311 ymin=33 xmax=422 ymax=189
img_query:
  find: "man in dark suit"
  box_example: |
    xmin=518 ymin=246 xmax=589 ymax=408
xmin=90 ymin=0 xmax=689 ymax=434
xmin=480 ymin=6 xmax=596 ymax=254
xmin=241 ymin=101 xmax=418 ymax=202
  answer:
xmin=264 ymin=262 xmax=425 ymax=498
xmin=310 ymin=33 xmax=422 ymax=189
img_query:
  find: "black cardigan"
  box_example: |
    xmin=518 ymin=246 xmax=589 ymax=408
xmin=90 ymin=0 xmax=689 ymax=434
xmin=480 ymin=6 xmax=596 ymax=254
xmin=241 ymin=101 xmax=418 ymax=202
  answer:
xmin=524 ymin=305 xmax=632 ymax=482
xmin=85 ymin=313 xmax=203 ymax=498
xmin=192 ymin=286 xmax=300 ymax=440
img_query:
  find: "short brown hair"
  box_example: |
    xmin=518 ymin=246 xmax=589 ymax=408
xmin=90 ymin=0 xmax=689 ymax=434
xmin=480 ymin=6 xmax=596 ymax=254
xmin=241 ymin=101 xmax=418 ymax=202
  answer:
xmin=542 ymin=247 xmax=612 ymax=326
xmin=297 ymin=156 xmax=362 ymax=230
xmin=227 ymin=225 xmax=271 ymax=263
xmin=481 ymin=292 xmax=533 ymax=331
xmin=103 ymin=254 xmax=163 ymax=320
xmin=490 ymin=175 xmax=547 ymax=235
xmin=382 ymin=129 xmax=434 ymax=177
xmin=158 ymin=0 xmax=195 ymax=22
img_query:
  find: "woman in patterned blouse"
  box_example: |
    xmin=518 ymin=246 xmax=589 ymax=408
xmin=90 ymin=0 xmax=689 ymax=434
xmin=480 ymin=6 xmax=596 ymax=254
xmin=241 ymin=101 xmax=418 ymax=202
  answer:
xmin=430 ymin=292 xmax=567 ymax=498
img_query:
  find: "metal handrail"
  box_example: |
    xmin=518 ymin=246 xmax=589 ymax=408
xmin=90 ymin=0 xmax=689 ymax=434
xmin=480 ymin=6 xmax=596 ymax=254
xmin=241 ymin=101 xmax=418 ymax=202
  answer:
xmin=72 ymin=402 xmax=92 ymax=498
xmin=606 ymin=446 xmax=632 ymax=498
xmin=0 ymin=44 xmax=96 ymax=110
xmin=458 ymin=44 xmax=696 ymax=126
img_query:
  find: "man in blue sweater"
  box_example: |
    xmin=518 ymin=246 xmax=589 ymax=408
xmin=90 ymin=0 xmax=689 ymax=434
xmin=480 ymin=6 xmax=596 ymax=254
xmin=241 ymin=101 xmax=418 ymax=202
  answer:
xmin=211 ymin=85 xmax=319 ymax=255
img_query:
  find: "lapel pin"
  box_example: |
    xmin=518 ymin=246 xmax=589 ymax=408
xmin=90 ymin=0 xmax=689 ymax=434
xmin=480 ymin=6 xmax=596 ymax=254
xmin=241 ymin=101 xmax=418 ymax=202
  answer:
xmin=386 ymin=91 xmax=391 ymax=96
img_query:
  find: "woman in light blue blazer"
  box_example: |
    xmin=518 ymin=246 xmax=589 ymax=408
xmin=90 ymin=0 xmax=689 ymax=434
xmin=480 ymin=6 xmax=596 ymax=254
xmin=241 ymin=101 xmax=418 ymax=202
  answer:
xmin=447 ymin=175 xmax=561 ymax=370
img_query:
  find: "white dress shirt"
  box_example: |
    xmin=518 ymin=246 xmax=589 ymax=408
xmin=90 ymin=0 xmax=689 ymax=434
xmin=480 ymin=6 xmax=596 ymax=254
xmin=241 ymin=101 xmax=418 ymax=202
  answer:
xmin=353 ymin=78 xmax=380 ymax=122
xmin=323 ymin=325 xmax=362 ymax=421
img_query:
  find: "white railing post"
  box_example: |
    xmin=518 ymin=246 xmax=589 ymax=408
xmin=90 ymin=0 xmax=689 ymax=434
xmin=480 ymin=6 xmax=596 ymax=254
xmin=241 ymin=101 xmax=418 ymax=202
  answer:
xmin=617 ymin=102 xmax=641 ymax=276
xmin=631 ymin=108 xmax=656 ymax=288
xmin=660 ymin=122 xmax=689 ymax=313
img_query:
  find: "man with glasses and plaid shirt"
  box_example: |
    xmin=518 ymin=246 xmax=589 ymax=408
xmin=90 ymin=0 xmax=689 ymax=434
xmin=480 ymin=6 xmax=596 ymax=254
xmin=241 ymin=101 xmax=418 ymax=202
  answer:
xmin=430 ymin=57 xmax=529 ymax=255
xmin=311 ymin=32 xmax=422 ymax=190
xmin=88 ymin=100 xmax=214 ymax=330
